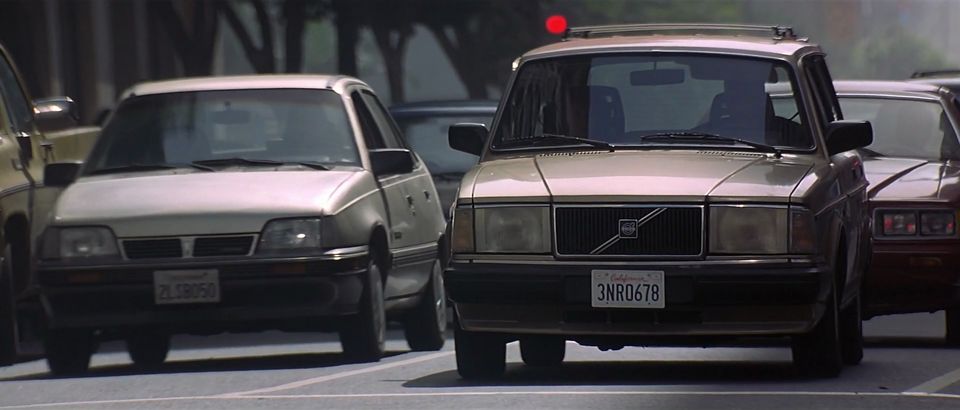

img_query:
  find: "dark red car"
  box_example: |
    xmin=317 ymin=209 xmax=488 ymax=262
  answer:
xmin=835 ymin=80 xmax=960 ymax=344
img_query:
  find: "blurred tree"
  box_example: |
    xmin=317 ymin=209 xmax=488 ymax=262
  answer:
xmin=219 ymin=0 xmax=276 ymax=73
xmin=421 ymin=0 xmax=545 ymax=99
xmin=844 ymin=26 xmax=951 ymax=79
xmin=148 ymin=0 xmax=220 ymax=76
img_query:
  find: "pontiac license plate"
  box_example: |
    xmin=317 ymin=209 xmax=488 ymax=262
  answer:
xmin=154 ymin=269 xmax=220 ymax=305
xmin=591 ymin=270 xmax=665 ymax=308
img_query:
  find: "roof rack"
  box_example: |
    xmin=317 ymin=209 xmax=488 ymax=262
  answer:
xmin=563 ymin=24 xmax=800 ymax=41
xmin=911 ymin=69 xmax=960 ymax=79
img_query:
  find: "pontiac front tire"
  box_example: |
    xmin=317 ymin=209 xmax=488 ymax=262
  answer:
xmin=403 ymin=259 xmax=446 ymax=351
xmin=127 ymin=333 xmax=170 ymax=368
xmin=340 ymin=255 xmax=386 ymax=362
xmin=45 ymin=329 xmax=94 ymax=376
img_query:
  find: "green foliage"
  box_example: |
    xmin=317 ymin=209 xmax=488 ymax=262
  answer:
xmin=570 ymin=0 xmax=744 ymax=24
xmin=840 ymin=26 xmax=952 ymax=79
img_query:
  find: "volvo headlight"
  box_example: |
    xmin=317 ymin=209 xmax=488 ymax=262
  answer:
xmin=258 ymin=218 xmax=322 ymax=254
xmin=710 ymin=206 xmax=788 ymax=254
xmin=42 ymin=227 xmax=119 ymax=260
xmin=474 ymin=206 xmax=551 ymax=253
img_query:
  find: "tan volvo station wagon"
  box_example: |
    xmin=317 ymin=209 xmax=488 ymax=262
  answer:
xmin=35 ymin=75 xmax=448 ymax=374
xmin=445 ymin=24 xmax=874 ymax=379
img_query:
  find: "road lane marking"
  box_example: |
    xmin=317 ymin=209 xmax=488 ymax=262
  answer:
xmin=2 ymin=390 xmax=958 ymax=409
xmin=906 ymin=367 xmax=960 ymax=394
xmin=217 ymin=350 xmax=454 ymax=397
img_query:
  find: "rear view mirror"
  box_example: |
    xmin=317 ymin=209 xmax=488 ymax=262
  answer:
xmin=630 ymin=69 xmax=685 ymax=86
xmin=826 ymin=120 xmax=873 ymax=156
xmin=369 ymin=148 xmax=415 ymax=176
xmin=210 ymin=109 xmax=251 ymax=125
xmin=449 ymin=123 xmax=487 ymax=156
xmin=45 ymin=161 xmax=83 ymax=187
xmin=34 ymin=97 xmax=79 ymax=132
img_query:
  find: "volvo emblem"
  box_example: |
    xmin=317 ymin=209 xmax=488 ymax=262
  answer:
xmin=619 ymin=219 xmax=638 ymax=239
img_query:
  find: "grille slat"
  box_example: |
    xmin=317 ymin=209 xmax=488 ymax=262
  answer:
xmin=123 ymin=239 xmax=182 ymax=259
xmin=122 ymin=235 xmax=255 ymax=260
xmin=194 ymin=236 xmax=254 ymax=257
xmin=555 ymin=207 xmax=702 ymax=256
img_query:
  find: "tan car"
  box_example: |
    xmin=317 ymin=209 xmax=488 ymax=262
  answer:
xmin=0 ymin=43 xmax=98 ymax=366
xmin=446 ymin=24 xmax=873 ymax=379
xmin=35 ymin=75 xmax=447 ymax=374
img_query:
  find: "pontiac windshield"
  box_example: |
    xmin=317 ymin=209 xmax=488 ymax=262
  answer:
xmin=86 ymin=89 xmax=360 ymax=174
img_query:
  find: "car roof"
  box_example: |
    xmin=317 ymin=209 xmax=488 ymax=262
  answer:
xmin=122 ymin=74 xmax=365 ymax=98
xmin=833 ymin=80 xmax=945 ymax=100
xmin=389 ymin=100 xmax=499 ymax=116
xmin=522 ymin=35 xmax=818 ymax=61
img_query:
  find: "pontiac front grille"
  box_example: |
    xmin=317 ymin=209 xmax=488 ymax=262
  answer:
xmin=122 ymin=235 xmax=256 ymax=259
xmin=123 ymin=239 xmax=182 ymax=259
xmin=554 ymin=206 xmax=703 ymax=257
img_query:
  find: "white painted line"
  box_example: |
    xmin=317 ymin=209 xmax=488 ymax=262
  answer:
xmin=217 ymin=350 xmax=454 ymax=397
xmin=906 ymin=368 xmax=960 ymax=394
xmin=2 ymin=390 xmax=958 ymax=409
xmin=0 ymin=396 xmax=210 ymax=409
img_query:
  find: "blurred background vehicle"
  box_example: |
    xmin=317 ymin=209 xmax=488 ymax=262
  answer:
xmin=0 ymin=41 xmax=97 ymax=367
xmin=390 ymin=100 xmax=496 ymax=218
xmin=834 ymin=80 xmax=960 ymax=345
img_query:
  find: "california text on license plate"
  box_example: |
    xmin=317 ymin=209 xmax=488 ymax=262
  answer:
xmin=154 ymin=269 xmax=220 ymax=305
xmin=591 ymin=270 xmax=665 ymax=308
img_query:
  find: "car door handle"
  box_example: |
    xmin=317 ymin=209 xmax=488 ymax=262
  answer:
xmin=406 ymin=195 xmax=414 ymax=206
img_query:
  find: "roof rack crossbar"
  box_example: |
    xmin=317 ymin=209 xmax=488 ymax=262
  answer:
xmin=563 ymin=24 xmax=798 ymax=41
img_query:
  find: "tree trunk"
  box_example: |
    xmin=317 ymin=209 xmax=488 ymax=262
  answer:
xmin=333 ymin=0 xmax=358 ymax=76
xmin=283 ymin=0 xmax=306 ymax=73
xmin=373 ymin=27 xmax=410 ymax=103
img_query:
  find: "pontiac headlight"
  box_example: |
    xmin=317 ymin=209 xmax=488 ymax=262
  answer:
xmin=474 ymin=206 xmax=550 ymax=253
xmin=258 ymin=218 xmax=322 ymax=254
xmin=42 ymin=227 xmax=119 ymax=259
xmin=710 ymin=206 xmax=788 ymax=254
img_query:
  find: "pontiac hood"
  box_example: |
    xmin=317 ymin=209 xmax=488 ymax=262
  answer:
xmin=863 ymin=157 xmax=960 ymax=202
xmin=52 ymin=170 xmax=363 ymax=236
xmin=468 ymin=151 xmax=813 ymax=203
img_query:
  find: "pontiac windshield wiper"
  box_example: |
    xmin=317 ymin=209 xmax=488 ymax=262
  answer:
xmin=505 ymin=133 xmax=615 ymax=151
xmin=289 ymin=161 xmax=330 ymax=170
xmin=639 ymin=132 xmax=782 ymax=157
xmin=193 ymin=157 xmax=283 ymax=167
xmin=87 ymin=163 xmax=179 ymax=175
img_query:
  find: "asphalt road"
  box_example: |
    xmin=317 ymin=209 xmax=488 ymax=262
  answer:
xmin=1 ymin=312 xmax=959 ymax=410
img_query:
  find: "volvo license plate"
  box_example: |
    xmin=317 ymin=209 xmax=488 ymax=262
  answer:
xmin=591 ymin=270 xmax=665 ymax=308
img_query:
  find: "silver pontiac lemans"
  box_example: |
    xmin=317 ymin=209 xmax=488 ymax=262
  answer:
xmin=35 ymin=75 xmax=447 ymax=374
xmin=446 ymin=25 xmax=874 ymax=379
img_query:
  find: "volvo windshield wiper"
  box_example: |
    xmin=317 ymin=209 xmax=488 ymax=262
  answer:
xmin=504 ymin=133 xmax=615 ymax=151
xmin=638 ymin=132 xmax=782 ymax=158
xmin=432 ymin=172 xmax=466 ymax=181
xmin=192 ymin=157 xmax=283 ymax=167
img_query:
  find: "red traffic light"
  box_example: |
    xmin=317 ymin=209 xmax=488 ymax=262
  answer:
xmin=545 ymin=15 xmax=567 ymax=35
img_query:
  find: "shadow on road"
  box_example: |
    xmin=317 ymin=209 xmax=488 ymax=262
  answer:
xmin=0 ymin=350 xmax=406 ymax=382
xmin=864 ymin=336 xmax=950 ymax=349
xmin=404 ymin=359 xmax=801 ymax=388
